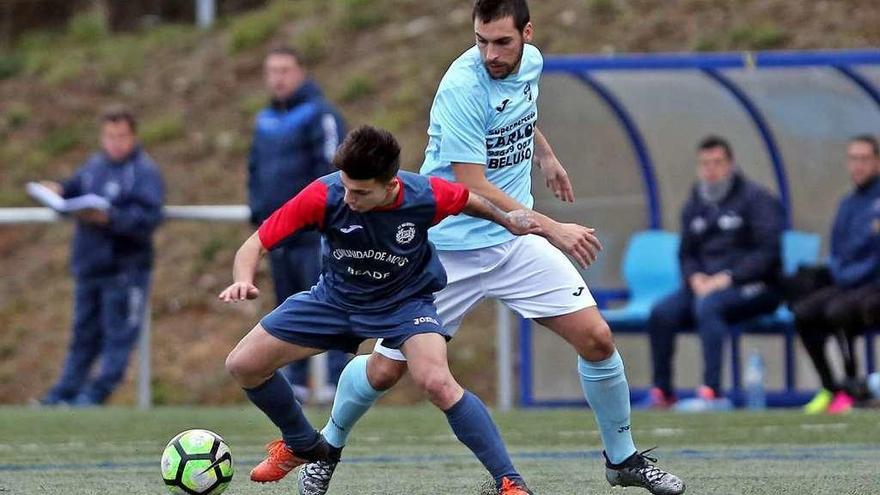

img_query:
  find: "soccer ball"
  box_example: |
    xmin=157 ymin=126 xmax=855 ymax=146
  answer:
xmin=161 ymin=429 xmax=234 ymax=495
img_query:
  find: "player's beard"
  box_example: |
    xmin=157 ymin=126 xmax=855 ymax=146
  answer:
xmin=485 ymin=42 xmax=525 ymax=80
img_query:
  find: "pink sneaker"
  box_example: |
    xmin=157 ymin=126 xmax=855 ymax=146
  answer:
xmin=827 ymin=391 xmax=854 ymax=415
xmin=636 ymin=387 xmax=676 ymax=409
xmin=695 ymin=385 xmax=717 ymax=401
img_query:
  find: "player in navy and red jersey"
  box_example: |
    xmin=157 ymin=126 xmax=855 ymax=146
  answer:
xmin=220 ymin=126 xmax=540 ymax=494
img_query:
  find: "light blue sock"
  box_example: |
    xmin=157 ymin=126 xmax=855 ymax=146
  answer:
xmin=321 ymin=355 xmax=385 ymax=448
xmin=578 ymin=350 xmax=637 ymax=465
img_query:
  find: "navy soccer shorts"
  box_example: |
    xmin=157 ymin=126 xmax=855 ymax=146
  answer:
xmin=260 ymin=283 xmax=450 ymax=354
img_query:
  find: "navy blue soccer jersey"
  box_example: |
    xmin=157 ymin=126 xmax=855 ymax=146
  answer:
xmin=258 ymin=171 xmax=469 ymax=311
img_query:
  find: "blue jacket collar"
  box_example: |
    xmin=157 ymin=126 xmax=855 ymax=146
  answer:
xmin=271 ymin=80 xmax=323 ymax=111
xmin=855 ymin=175 xmax=880 ymax=195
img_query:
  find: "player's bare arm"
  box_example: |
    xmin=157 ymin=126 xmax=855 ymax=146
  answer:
xmin=218 ymin=232 xmax=264 ymax=302
xmin=462 ymin=191 xmax=540 ymax=236
xmin=533 ymin=127 xmax=575 ymax=203
xmin=452 ymin=162 xmax=602 ymax=267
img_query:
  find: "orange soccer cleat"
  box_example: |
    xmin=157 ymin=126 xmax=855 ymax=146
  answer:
xmin=249 ymin=439 xmax=307 ymax=483
xmin=499 ymin=477 xmax=533 ymax=495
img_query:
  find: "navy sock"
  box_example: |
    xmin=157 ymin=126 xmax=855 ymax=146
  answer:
xmin=244 ymin=373 xmax=322 ymax=453
xmin=444 ymin=391 xmax=520 ymax=487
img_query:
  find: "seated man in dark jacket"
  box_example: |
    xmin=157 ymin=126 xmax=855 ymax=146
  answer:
xmin=38 ymin=106 xmax=165 ymax=406
xmin=793 ymin=135 xmax=880 ymax=415
xmin=644 ymin=136 xmax=783 ymax=409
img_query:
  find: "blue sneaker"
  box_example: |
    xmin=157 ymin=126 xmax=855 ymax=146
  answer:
xmin=70 ymin=393 xmax=100 ymax=407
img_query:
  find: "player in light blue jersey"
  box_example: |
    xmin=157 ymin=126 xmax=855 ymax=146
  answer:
xmin=301 ymin=1 xmax=686 ymax=494
xmin=420 ymin=35 xmax=543 ymax=251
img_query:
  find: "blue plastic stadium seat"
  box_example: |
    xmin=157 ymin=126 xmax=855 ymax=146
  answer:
xmin=601 ymin=230 xmax=680 ymax=330
xmin=780 ymin=230 xmax=822 ymax=276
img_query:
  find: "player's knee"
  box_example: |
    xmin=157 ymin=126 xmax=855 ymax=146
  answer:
xmin=580 ymin=320 xmax=615 ymax=361
xmin=366 ymin=354 xmax=406 ymax=391
xmin=224 ymin=351 xmax=243 ymax=380
xmin=413 ymin=369 xmax=457 ymax=405
xmin=225 ymin=349 xmax=259 ymax=385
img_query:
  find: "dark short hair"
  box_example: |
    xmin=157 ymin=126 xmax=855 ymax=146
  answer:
xmin=850 ymin=134 xmax=879 ymax=157
xmin=266 ymin=45 xmax=300 ymax=63
xmin=472 ymin=0 xmax=530 ymax=32
xmin=100 ymin=104 xmax=137 ymax=133
xmin=333 ymin=126 xmax=401 ymax=183
xmin=698 ymin=135 xmax=734 ymax=160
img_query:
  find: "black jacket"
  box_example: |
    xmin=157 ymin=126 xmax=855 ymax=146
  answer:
xmin=678 ymin=173 xmax=783 ymax=286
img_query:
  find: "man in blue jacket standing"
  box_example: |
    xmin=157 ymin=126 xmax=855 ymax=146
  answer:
xmin=248 ymin=46 xmax=348 ymax=403
xmin=39 ymin=106 xmax=165 ymax=406
xmin=644 ymin=136 xmax=783 ymax=410
xmin=794 ymin=135 xmax=880 ymax=414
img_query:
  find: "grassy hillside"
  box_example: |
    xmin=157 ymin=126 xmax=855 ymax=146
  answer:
xmin=1 ymin=0 xmax=878 ymax=404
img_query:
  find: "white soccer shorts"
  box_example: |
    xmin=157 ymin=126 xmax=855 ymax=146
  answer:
xmin=375 ymin=234 xmax=596 ymax=361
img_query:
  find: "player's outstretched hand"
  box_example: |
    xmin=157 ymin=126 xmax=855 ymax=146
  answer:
xmin=506 ymin=209 xmax=542 ymax=235
xmin=218 ymin=282 xmax=260 ymax=302
xmin=539 ymin=156 xmax=575 ymax=203
xmin=549 ymin=223 xmax=603 ymax=268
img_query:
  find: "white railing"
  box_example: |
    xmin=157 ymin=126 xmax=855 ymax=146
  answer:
xmin=0 ymin=206 xmax=516 ymax=410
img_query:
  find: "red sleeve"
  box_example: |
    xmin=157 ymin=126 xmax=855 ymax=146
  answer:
xmin=258 ymin=180 xmax=328 ymax=249
xmin=430 ymin=176 xmax=470 ymax=226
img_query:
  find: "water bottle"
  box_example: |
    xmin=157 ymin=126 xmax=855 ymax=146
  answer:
xmin=744 ymin=350 xmax=766 ymax=410
xmin=867 ymin=372 xmax=880 ymax=400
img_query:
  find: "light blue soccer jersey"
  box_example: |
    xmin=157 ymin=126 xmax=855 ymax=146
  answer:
xmin=421 ymin=44 xmax=542 ymax=250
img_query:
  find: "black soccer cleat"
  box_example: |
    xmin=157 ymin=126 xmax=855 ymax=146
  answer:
xmin=297 ymin=445 xmax=342 ymax=495
xmin=605 ymin=448 xmax=685 ymax=494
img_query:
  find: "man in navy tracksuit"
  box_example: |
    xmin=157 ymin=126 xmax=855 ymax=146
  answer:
xmin=645 ymin=136 xmax=783 ymax=409
xmin=793 ymin=135 xmax=880 ymax=414
xmin=248 ymin=46 xmax=348 ymax=402
xmin=39 ymin=106 xmax=165 ymax=406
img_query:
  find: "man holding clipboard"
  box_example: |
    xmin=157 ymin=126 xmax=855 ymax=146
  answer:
xmin=34 ymin=105 xmax=165 ymax=406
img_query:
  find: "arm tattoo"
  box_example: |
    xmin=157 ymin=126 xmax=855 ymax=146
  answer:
xmin=474 ymin=194 xmax=508 ymax=224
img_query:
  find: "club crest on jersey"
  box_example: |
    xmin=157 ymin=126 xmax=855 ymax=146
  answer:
xmin=396 ymin=222 xmax=417 ymax=245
